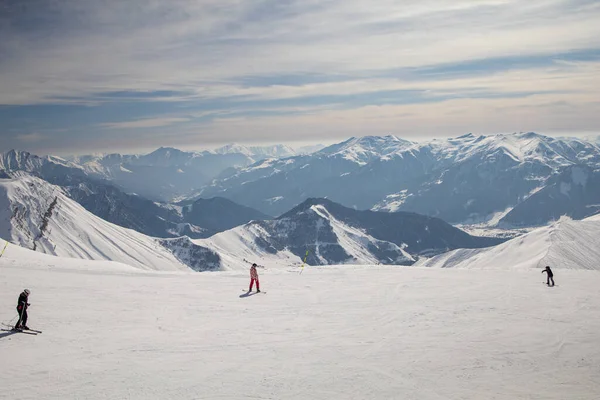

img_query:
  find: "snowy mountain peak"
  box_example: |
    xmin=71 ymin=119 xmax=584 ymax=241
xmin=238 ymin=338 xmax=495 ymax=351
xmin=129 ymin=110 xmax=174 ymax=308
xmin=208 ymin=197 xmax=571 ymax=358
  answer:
xmin=214 ymin=143 xmax=297 ymax=159
xmin=196 ymin=197 xmax=501 ymax=268
xmin=317 ymin=135 xmax=416 ymax=164
xmin=1 ymin=149 xmax=82 ymax=174
xmin=213 ymin=143 xmax=254 ymax=156
xmin=0 ymin=150 xmax=40 ymax=171
xmin=142 ymin=147 xmax=191 ymax=166
xmin=153 ymin=146 xmax=183 ymax=155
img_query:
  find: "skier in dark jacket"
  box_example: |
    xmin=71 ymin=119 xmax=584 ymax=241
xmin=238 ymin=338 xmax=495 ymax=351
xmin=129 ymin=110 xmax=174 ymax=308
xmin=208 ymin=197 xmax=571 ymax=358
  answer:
xmin=542 ymin=266 xmax=554 ymax=286
xmin=14 ymin=289 xmax=31 ymax=330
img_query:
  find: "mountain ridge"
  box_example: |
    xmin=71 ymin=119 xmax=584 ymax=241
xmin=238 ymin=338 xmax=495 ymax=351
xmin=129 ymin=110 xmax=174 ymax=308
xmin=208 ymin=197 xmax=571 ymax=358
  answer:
xmin=195 ymin=132 xmax=600 ymax=224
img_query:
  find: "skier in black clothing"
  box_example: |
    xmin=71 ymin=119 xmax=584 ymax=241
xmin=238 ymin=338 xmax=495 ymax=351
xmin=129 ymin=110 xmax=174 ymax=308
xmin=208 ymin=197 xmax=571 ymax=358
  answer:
xmin=14 ymin=289 xmax=31 ymax=330
xmin=542 ymin=266 xmax=554 ymax=286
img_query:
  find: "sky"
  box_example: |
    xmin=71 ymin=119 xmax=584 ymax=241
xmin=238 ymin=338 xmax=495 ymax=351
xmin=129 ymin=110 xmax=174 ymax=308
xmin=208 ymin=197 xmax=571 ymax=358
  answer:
xmin=1 ymin=0 xmax=600 ymax=155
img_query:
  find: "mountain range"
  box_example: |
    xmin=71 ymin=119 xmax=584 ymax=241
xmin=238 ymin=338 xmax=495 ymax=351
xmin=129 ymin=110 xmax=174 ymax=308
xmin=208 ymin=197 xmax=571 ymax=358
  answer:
xmin=67 ymin=143 xmax=319 ymax=201
xmin=194 ymin=198 xmax=503 ymax=268
xmin=194 ymin=133 xmax=600 ymax=226
xmin=2 ymin=132 xmax=600 ymax=242
xmin=0 ymin=175 xmax=501 ymax=270
xmin=0 ymin=150 xmax=271 ymax=239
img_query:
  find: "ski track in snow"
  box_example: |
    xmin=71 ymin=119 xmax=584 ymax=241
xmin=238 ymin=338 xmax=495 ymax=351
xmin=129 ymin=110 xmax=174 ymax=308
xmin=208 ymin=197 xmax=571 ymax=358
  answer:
xmin=1 ymin=260 xmax=600 ymax=400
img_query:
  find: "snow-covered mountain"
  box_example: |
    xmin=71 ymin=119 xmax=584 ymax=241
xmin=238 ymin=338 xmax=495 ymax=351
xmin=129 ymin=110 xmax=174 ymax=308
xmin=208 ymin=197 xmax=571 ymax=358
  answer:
xmin=0 ymin=150 xmax=201 ymax=238
xmin=296 ymin=143 xmax=326 ymax=154
xmin=0 ymin=175 xmax=220 ymax=271
xmin=213 ymin=143 xmax=297 ymax=159
xmin=417 ymin=214 xmax=600 ymax=270
xmin=70 ymin=147 xmax=247 ymax=201
xmin=176 ymin=197 xmax=272 ymax=236
xmin=69 ymin=144 xmax=298 ymax=201
xmin=195 ymin=198 xmax=503 ymax=268
xmin=0 ymin=150 xmax=269 ymax=239
xmin=195 ymin=133 xmax=600 ymax=224
xmin=0 ymin=149 xmax=86 ymax=180
xmin=500 ymin=165 xmax=600 ymax=226
xmin=317 ymin=135 xmax=416 ymax=164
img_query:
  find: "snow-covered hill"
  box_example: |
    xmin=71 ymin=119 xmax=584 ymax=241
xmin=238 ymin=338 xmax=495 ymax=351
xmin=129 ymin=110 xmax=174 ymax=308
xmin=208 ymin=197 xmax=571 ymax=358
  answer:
xmin=195 ymin=198 xmax=502 ymax=269
xmin=0 ymin=176 xmax=219 ymax=271
xmin=417 ymin=214 xmax=600 ymax=270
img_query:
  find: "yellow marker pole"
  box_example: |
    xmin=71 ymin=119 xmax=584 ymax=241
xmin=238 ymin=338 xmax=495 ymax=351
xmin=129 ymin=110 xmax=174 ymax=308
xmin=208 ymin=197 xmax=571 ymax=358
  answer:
xmin=0 ymin=240 xmax=8 ymax=259
xmin=299 ymin=250 xmax=309 ymax=275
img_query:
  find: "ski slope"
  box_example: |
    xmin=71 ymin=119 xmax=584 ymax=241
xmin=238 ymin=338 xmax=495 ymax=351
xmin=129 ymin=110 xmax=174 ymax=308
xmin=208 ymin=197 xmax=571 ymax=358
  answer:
xmin=418 ymin=215 xmax=600 ymax=270
xmin=1 ymin=255 xmax=599 ymax=400
xmin=0 ymin=176 xmax=206 ymax=271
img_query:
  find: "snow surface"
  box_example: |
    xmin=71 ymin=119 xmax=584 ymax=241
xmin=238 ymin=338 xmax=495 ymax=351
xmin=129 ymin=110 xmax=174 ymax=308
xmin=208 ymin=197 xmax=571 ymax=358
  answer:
xmin=1 ymin=251 xmax=600 ymax=399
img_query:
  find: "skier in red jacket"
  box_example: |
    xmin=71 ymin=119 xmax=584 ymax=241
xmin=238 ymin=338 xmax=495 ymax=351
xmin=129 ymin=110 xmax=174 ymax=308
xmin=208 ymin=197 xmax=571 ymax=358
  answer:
xmin=249 ymin=263 xmax=260 ymax=293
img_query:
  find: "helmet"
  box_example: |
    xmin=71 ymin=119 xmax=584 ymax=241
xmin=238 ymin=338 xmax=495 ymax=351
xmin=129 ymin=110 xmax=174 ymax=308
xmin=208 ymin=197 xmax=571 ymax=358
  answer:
xmin=24 ymin=289 xmax=30 ymax=295
xmin=252 ymin=263 xmax=257 ymax=267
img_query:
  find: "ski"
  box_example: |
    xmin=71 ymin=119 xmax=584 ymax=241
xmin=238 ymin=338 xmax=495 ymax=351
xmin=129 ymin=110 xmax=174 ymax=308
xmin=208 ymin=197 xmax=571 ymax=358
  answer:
xmin=1 ymin=328 xmax=38 ymax=335
xmin=24 ymin=328 xmax=42 ymax=333
xmin=241 ymin=289 xmax=266 ymax=294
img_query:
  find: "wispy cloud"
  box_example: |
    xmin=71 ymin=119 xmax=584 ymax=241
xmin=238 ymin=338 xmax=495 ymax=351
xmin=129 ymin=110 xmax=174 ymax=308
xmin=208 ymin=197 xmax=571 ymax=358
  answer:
xmin=15 ymin=132 xmax=44 ymax=143
xmin=1 ymin=0 xmax=599 ymax=153
xmin=100 ymin=117 xmax=191 ymax=129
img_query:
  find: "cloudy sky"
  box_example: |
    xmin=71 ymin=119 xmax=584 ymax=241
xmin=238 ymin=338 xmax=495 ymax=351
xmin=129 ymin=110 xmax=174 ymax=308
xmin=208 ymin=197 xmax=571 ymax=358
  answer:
xmin=1 ymin=0 xmax=599 ymax=155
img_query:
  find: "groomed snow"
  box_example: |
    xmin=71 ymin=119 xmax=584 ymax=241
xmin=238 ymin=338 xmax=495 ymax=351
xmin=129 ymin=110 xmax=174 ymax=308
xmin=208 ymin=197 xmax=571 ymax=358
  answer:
xmin=1 ymin=257 xmax=599 ymax=399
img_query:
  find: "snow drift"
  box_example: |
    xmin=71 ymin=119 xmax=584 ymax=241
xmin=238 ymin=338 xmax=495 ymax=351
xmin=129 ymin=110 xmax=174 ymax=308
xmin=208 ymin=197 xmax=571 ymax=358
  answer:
xmin=417 ymin=214 xmax=600 ymax=270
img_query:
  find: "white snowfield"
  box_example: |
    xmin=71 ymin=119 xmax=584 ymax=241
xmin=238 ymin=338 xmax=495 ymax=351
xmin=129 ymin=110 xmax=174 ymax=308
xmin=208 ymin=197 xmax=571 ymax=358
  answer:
xmin=418 ymin=215 xmax=600 ymax=270
xmin=1 ymin=252 xmax=599 ymax=400
xmin=0 ymin=176 xmax=192 ymax=271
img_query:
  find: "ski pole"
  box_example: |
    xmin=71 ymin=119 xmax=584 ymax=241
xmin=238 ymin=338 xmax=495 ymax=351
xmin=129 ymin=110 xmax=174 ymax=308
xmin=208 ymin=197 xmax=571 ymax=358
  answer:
xmin=1 ymin=315 xmax=18 ymax=329
xmin=0 ymin=240 xmax=8 ymax=259
xmin=299 ymin=250 xmax=309 ymax=275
